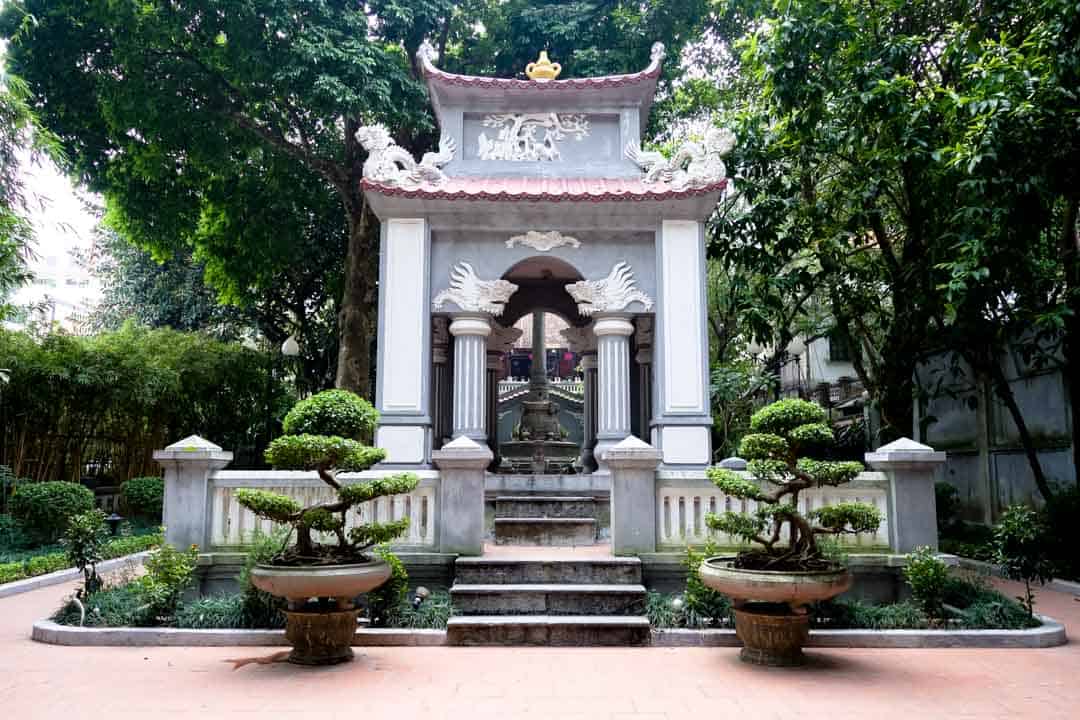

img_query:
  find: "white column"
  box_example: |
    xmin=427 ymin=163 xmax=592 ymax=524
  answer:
xmin=450 ymin=314 xmax=492 ymax=444
xmin=653 ymin=219 xmax=712 ymax=466
xmin=375 ymin=218 xmax=431 ymax=465
xmin=593 ymin=315 xmax=634 ymax=468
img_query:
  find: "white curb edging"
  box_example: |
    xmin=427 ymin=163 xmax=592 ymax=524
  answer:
xmin=31 ymin=620 xmax=448 ymax=647
xmin=652 ymin=615 xmax=1067 ymax=649
xmin=0 ymin=552 xmax=152 ymax=600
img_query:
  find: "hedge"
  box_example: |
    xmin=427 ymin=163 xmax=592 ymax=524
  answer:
xmin=0 ymin=325 xmax=293 ymax=483
xmin=0 ymin=532 xmax=162 ymax=585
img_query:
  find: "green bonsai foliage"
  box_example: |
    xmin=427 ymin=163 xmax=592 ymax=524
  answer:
xmin=993 ymin=504 xmax=1055 ymax=619
xmin=704 ymin=399 xmax=880 ymax=569
xmin=236 ymin=390 xmax=418 ymax=564
xmin=62 ymin=510 xmax=109 ymax=596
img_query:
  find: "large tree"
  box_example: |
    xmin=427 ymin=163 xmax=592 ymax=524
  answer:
xmin=2 ymin=0 xmax=714 ymax=398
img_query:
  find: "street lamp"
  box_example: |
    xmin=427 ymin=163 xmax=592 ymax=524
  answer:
xmin=281 ymin=335 xmax=300 ymax=357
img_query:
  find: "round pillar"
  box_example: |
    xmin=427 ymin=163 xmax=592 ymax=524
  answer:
xmin=593 ymin=315 xmax=634 ymax=467
xmin=450 ymin=314 xmax=492 ymax=443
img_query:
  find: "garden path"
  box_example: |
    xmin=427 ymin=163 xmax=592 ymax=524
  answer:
xmin=1 ymin=570 xmax=1078 ymax=719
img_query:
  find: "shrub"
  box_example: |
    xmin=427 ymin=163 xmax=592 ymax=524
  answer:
xmin=62 ymin=510 xmax=109 ymax=595
xmin=704 ymin=399 xmax=879 ymax=570
xmin=10 ymin=481 xmax=95 ymax=542
xmin=0 ymin=514 xmax=31 ymax=551
xmin=282 ymin=389 xmax=378 ymax=440
xmin=815 ymin=599 xmax=929 ymax=630
xmin=238 ymin=529 xmax=287 ymax=628
xmin=367 ymin=546 xmax=408 ymax=627
xmin=393 ymin=590 xmax=453 ymax=629
xmin=1040 ymin=485 xmax=1080 ymax=582
xmin=240 ymin=390 xmax=418 ymax=564
xmin=176 ymin=595 xmax=246 ymax=629
xmin=935 ymin=482 xmax=962 ymax=533
xmin=122 ymin=477 xmax=164 ymax=520
xmin=0 ymin=532 xmax=160 ymax=587
xmin=683 ymin=544 xmax=734 ymax=626
xmin=903 ymin=546 xmax=950 ymax=618
xmin=135 ymin=544 xmax=199 ymax=625
xmin=52 ymin=583 xmax=143 ymax=627
xmin=994 ymin=504 xmax=1055 ymax=618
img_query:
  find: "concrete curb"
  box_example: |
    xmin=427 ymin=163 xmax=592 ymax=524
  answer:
xmin=652 ymin=615 xmax=1067 ymax=649
xmin=31 ymin=620 xmax=448 ymax=647
xmin=956 ymin=557 xmax=1080 ymax=597
xmin=0 ymin=552 xmax=152 ymax=600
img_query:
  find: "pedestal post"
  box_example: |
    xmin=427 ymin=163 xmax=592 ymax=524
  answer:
xmin=153 ymin=435 xmax=233 ymax=550
xmin=865 ymin=438 xmax=946 ymax=553
xmin=593 ymin=314 xmax=634 ymax=469
xmin=604 ymin=436 xmax=662 ymax=555
xmin=432 ymin=436 xmax=493 ymax=555
xmin=449 ymin=314 xmax=492 ymax=445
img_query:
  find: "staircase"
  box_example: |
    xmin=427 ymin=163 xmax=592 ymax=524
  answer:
xmin=493 ymin=495 xmax=597 ymax=546
xmin=446 ymin=557 xmax=650 ymax=645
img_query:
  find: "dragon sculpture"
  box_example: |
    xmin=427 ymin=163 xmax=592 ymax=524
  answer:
xmin=625 ymin=126 xmax=736 ymax=190
xmin=432 ymin=262 xmax=518 ymax=316
xmin=355 ymin=123 xmax=455 ymax=188
xmin=565 ymin=262 xmax=654 ymax=316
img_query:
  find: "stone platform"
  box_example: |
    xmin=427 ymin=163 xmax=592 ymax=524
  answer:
xmin=493 ymin=495 xmax=599 ymax=546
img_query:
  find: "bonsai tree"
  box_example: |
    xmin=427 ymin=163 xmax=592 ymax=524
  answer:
xmin=236 ymin=390 xmax=418 ymax=564
xmin=705 ymin=399 xmax=881 ymax=570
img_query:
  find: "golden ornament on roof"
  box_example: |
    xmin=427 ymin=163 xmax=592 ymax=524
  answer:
xmin=525 ymin=51 xmax=561 ymax=81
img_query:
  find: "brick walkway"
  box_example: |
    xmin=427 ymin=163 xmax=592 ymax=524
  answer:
xmin=2 ymin=570 xmax=1078 ymax=719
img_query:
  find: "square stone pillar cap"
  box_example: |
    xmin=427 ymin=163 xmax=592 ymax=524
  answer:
xmin=432 ymin=435 xmax=493 ymax=469
xmin=865 ymin=437 xmax=946 ymax=468
xmin=603 ymin=435 xmax=663 ymax=469
xmin=153 ymin=435 xmax=234 ymax=463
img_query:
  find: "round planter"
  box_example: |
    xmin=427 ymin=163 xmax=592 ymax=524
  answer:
xmin=699 ymin=557 xmax=852 ymax=667
xmin=250 ymin=560 xmax=392 ymax=666
xmin=698 ymin=557 xmax=852 ymax=606
xmin=250 ymin=560 xmax=391 ymax=605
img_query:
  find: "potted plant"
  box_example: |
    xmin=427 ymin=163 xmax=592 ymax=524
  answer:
xmin=699 ymin=399 xmax=880 ymax=666
xmin=236 ymin=389 xmax=418 ymax=665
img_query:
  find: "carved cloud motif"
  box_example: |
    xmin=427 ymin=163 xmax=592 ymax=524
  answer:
xmin=505 ymin=230 xmax=581 ymax=252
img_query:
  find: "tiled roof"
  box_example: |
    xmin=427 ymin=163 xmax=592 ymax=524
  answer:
xmin=361 ymin=176 xmax=727 ymax=202
xmin=420 ymin=62 xmax=663 ymax=92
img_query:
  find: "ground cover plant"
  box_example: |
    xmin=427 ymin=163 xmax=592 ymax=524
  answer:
xmin=0 ymin=529 xmax=159 ymax=585
xmin=705 ymin=399 xmax=880 ymax=571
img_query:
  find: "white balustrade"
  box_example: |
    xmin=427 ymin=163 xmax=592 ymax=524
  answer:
xmin=207 ymin=470 xmax=438 ymax=548
xmin=655 ymin=472 xmax=890 ymax=550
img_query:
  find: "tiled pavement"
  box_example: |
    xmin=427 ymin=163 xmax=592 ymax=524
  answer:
xmin=2 ymin=564 xmax=1078 ymax=719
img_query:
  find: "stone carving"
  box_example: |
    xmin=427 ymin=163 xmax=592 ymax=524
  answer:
xmin=505 ymin=230 xmax=581 ymax=252
xmin=625 ymin=126 xmax=736 ymax=190
xmin=488 ymin=324 xmax=523 ymax=352
xmin=565 ymin=262 xmax=654 ymax=316
xmin=478 ymin=113 xmax=589 ymax=162
xmin=432 ymin=262 xmax=518 ymax=316
xmin=634 ymin=316 xmax=654 ymax=347
xmin=561 ymin=324 xmax=597 ymax=354
xmin=356 ymin=123 xmax=455 ymax=187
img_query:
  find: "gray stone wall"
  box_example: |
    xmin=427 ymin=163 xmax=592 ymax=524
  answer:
xmin=915 ymin=348 xmax=1075 ymax=522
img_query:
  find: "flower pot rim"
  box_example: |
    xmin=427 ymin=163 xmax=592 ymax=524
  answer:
xmin=702 ymin=555 xmax=848 ymax=577
xmin=253 ymin=558 xmax=386 ymax=573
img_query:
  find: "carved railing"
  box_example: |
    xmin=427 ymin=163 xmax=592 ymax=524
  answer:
xmin=655 ymin=472 xmax=890 ymax=550
xmin=206 ymin=470 xmax=439 ymax=549
xmin=497 ymin=378 xmax=584 ymax=401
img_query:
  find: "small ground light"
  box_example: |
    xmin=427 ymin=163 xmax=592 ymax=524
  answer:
xmin=670 ymin=596 xmax=684 ymax=611
xmin=412 ymin=586 xmax=431 ymax=610
xmin=105 ymin=512 xmax=124 ymax=536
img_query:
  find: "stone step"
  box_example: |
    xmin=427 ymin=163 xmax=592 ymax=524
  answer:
xmin=494 ymin=495 xmax=595 ymax=519
xmin=446 ymin=615 xmax=651 ymax=646
xmin=494 ymin=517 xmax=597 ymax=546
xmin=451 ymin=583 xmax=647 ymax=616
xmin=454 ymin=557 xmax=642 ymax=585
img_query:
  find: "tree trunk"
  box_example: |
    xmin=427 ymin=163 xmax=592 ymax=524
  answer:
xmin=1060 ymin=196 xmax=1080 ymax=487
xmin=334 ymin=198 xmax=378 ymax=398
